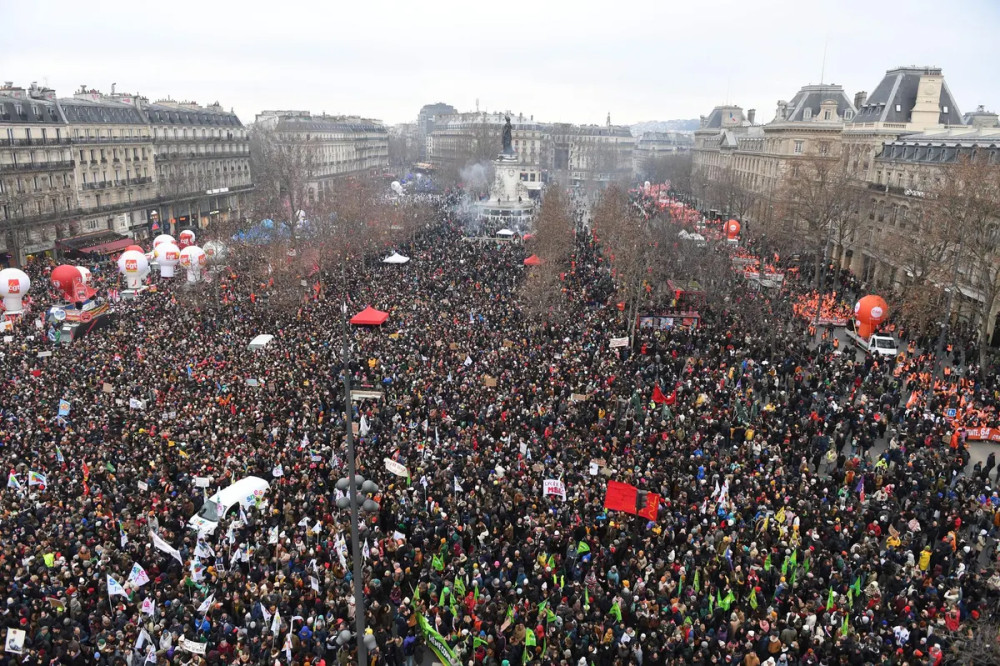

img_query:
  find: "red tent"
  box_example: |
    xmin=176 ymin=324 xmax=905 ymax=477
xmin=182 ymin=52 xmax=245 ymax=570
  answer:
xmin=523 ymin=255 xmax=542 ymax=266
xmin=349 ymin=306 xmax=389 ymax=326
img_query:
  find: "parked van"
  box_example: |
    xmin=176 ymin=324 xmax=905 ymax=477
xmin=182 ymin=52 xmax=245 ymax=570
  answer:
xmin=188 ymin=476 xmax=270 ymax=534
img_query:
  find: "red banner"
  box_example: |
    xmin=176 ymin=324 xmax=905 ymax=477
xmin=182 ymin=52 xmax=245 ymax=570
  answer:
xmin=637 ymin=492 xmax=661 ymax=521
xmin=604 ymin=481 xmax=638 ymax=514
xmin=964 ymin=427 xmax=1000 ymax=443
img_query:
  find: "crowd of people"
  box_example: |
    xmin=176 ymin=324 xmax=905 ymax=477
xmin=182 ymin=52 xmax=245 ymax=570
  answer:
xmin=1 ymin=189 xmax=999 ymax=666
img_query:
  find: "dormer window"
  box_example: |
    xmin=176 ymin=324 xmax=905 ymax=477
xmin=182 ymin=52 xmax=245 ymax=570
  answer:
xmin=943 ymin=106 xmax=949 ymax=114
xmin=803 ymin=108 xmax=812 ymax=120
xmin=895 ymin=104 xmax=902 ymax=113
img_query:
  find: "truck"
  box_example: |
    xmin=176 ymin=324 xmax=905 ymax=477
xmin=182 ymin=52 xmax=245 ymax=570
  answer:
xmin=844 ymin=319 xmax=898 ymax=357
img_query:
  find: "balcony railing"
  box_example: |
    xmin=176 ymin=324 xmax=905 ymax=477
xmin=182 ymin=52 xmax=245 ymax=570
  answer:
xmin=0 ymin=160 xmax=76 ymax=172
xmin=70 ymin=136 xmax=152 ymax=145
xmin=4 ymin=137 xmax=73 ymax=146
xmin=82 ymin=176 xmax=154 ymax=190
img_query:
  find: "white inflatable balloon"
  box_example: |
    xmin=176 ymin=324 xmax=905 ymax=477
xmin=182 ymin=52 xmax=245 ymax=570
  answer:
xmin=179 ymin=229 xmax=196 ymax=248
xmin=76 ymin=266 xmax=92 ymax=285
xmin=117 ymin=250 xmax=150 ymax=290
xmin=179 ymin=246 xmax=207 ymax=283
xmin=0 ymin=268 xmax=30 ymax=314
xmin=153 ymin=234 xmax=176 ymax=249
xmin=153 ymin=242 xmax=181 ymax=278
xmin=202 ymin=240 xmax=227 ymax=264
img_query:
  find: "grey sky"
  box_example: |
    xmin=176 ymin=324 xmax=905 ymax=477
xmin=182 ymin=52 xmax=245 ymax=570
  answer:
xmin=2 ymin=0 xmax=998 ymax=127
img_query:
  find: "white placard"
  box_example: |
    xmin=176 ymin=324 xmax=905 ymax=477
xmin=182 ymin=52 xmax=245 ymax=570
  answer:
xmin=180 ymin=637 xmax=207 ymax=655
xmin=37 ymin=351 xmax=52 ymax=358
xmin=384 ymin=458 xmax=410 ymax=478
xmin=543 ymin=479 xmax=567 ymax=501
xmin=194 ymin=477 xmax=211 ymax=488
xmin=4 ymin=628 xmax=25 ymax=654
xmin=609 ymin=336 xmax=629 ymax=348
xmin=137 ymin=481 xmax=149 ymax=492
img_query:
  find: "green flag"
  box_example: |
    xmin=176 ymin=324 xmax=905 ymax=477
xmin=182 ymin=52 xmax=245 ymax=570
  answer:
xmin=720 ymin=591 xmax=735 ymax=611
xmin=416 ymin=613 xmax=461 ymax=666
xmin=708 ymin=593 xmax=714 ymax=614
xmin=827 ymin=587 xmax=835 ymax=610
xmin=432 ymin=554 xmax=444 ymax=571
xmin=693 ymin=569 xmax=700 ymax=592
xmin=473 ymin=637 xmax=488 ymax=648
xmin=546 ymin=554 xmax=555 ymax=569
xmin=105 ymin=462 xmax=116 ymax=473
xmin=841 ymin=615 xmax=849 ymax=636
xmin=803 ymin=556 xmax=810 ymax=574
xmin=764 ymin=554 xmax=771 ymax=572
xmin=506 ymin=605 xmax=514 ymax=623
xmin=546 ymin=609 xmax=557 ymax=624
xmin=577 ymin=541 xmax=590 ymax=554
xmin=748 ymin=590 xmax=758 ymax=610
xmin=538 ymin=600 xmax=548 ymax=616
xmin=851 ymin=576 xmax=862 ymax=596
xmin=609 ymin=602 xmax=622 ymax=622
xmin=781 ymin=558 xmax=788 ymax=576
xmin=474 ymin=585 xmax=480 ymax=603
xmin=584 ymin=589 xmax=591 ymax=611
xmin=525 ymin=629 xmax=537 ymax=647
xmin=790 ymin=550 xmax=797 ymax=568
xmin=453 ymin=577 xmax=466 ymax=597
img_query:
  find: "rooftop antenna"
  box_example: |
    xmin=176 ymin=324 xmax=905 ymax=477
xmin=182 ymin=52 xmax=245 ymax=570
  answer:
xmin=820 ymin=37 xmax=828 ymax=84
xmin=725 ymin=75 xmax=731 ymax=106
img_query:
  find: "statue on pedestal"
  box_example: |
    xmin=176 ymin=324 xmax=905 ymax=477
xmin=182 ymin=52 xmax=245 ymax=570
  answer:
xmin=501 ymin=115 xmax=513 ymax=154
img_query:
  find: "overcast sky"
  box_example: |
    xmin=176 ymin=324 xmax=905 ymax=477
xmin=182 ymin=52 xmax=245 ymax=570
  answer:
xmin=2 ymin=0 xmax=998 ymax=127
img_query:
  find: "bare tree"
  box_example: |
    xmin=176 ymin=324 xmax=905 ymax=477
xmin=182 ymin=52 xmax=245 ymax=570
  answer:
xmin=520 ymin=186 xmax=574 ymax=319
xmin=248 ymin=124 xmax=319 ymax=245
xmin=935 ymin=154 xmax=1000 ymax=373
xmin=591 ymin=184 xmax=656 ymax=338
xmin=641 ymin=152 xmax=692 ymax=192
xmin=773 ymin=154 xmax=862 ymax=288
xmin=939 ymin=618 xmax=1000 ymax=666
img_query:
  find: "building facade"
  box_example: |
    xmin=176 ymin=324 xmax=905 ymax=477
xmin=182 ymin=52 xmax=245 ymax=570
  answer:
xmin=0 ymin=82 xmax=255 ymax=266
xmin=633 ymin=130 xmax=692 ymax=176
xmin=255 ymin=111 xmax=389 ymax=202
xmin=148 ymin=99 xmax=252 ymax=233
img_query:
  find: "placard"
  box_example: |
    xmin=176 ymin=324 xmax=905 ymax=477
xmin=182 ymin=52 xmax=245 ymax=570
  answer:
xmin=137 ymin=481 xmax=149 ymax=492
xmin=384 ymin=458 xmax=410 ymax=478
xmin=483 ymin=375 xmax=497 ymax=387
xmin=37 ymin=351 xmax=53 ymax=358
xmin=4 ymin=628 xmax=25 ymax=654
xmin=194 ymin=477 xmax=211 ymax=488
xmin=609 ymin=336 xmax=629 ymax=348
xmin=102 ymin=382 xmax=114 ymax=393
xmin=543 ymin=479 xmax=567 ymax=501
xmin=570 ymin=393 xmax=589 ymax=402
xmin=180 ymin=637 xmax=207 ymax=655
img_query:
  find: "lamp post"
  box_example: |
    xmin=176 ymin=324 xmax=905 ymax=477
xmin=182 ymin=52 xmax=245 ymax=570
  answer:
xmin=336 ymin=300 xmax=379 ymax=665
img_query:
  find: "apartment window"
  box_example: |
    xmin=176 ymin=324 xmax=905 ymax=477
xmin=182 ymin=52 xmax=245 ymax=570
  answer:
xmin=877 ymin=201 xmax=885 ymax=222
xmin=65 ymin=197 xmax=72 ymax=210
xmin=943 ymin=106 xmax=949 ymax=114
xmin=82 ymin=172 xmax=87 ymax=184
xmin=41 ymin=128 xmax=47 ymax=141
xmin=794 ymin=140 xmax=803 ymax=154
xmin=14 ymin=104 xmax=22 ymax=116
xmin=895 ymin=104 xmax=902 ymax=113
xmin=823 ymin=110 xmax=831 ymax=120
xmin=5 ymin=128 xmax=12 ymax=143
xmin=819 ymin=142 xmax=829 ymax=155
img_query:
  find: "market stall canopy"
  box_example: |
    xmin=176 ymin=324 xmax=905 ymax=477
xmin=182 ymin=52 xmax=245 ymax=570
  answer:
xmin=523 ymin=254 xmax=542 ymax=266
xmin=497 ymin=229 xmax=515 ymax=237
xmin=383 ymin=252 xmax=410 ymax=264
xmin=350 ymin=306 xmax=389 ymax=326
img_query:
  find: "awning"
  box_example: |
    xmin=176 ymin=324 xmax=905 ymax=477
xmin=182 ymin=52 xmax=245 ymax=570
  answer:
xmin=523 ymin=255 xmax=542 ymax=266
xmin=79 ymin=238 xmax=134 ymax=254
xmin=383 ymin=252 xmax=410 ymax=264
xmin=57 ymin=232 xmax=130 ymax=253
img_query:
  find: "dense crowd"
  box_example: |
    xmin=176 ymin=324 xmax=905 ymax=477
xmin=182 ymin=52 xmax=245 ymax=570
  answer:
xmin=1 ymin=191 xmax=999 ymax=666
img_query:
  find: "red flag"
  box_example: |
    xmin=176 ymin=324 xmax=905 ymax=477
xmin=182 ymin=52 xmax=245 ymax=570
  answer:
xmin=81 ymin=461 xmax=90 ymax=480
xmin=906 ymin=391 xmax=919 ymax=409
xmin=637 ymin=492 xmax=661 ymax=521
xmin=604 ymin=481 xmax=638 ymax=514
xmin=652 ymin=385 xmax=676 ymax=405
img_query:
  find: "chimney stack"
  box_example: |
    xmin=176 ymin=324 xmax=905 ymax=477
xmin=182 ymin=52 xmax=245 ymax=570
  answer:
xmin=747 ymin=109 xmax=756 ymax=125
xmin=854 ymin=91 xmax=868 ymax=109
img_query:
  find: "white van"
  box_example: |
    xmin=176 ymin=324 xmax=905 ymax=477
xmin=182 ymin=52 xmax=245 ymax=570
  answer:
xmin=188 ymin=476 xmax=270 ymax=534
xmin=844 ymin=319 xmax=899 ymax=358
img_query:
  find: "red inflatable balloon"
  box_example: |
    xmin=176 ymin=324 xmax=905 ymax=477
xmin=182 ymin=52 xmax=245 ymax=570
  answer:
xmin=726 ymin=219 xmax=741 ymax=239
xmin=50 ymin=264 xmax=83 ymax=301
xmin=854 ymin=295 xmax=889 ymax=327
xmin=125 ymin=245 xmax=143 ymax=253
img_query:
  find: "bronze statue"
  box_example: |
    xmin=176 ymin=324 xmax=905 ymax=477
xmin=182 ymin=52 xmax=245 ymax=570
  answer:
xmin=502 ymin=115 xmax=513 ymax=153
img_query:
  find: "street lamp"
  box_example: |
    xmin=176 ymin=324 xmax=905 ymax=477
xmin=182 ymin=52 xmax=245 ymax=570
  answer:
xmin=338 ymin=300 xmax=379 ymax=665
